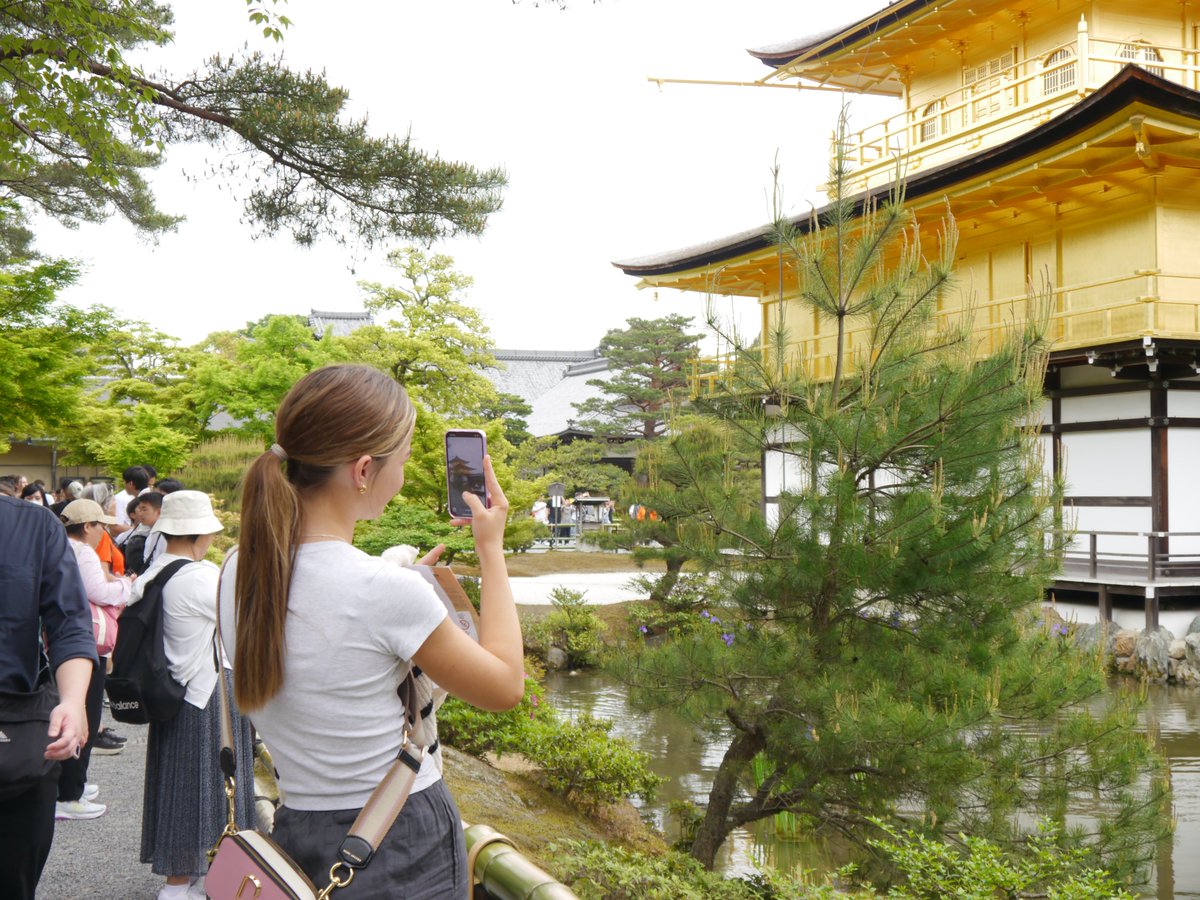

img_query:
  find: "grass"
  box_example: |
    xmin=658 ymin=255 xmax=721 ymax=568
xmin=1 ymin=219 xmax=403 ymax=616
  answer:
xmin=457 ymin=551 xmax=669 ymax=578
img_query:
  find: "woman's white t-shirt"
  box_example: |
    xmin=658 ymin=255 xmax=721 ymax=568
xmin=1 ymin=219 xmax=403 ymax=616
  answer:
xmin=218 ymin=541 xmax=447 ymax=810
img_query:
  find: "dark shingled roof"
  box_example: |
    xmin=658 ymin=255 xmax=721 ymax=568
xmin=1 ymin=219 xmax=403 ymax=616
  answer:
xmin=748 ymin=1 xmax=938 ymax=69
xmin=614 ymin=66 xmax=1199 ymax=278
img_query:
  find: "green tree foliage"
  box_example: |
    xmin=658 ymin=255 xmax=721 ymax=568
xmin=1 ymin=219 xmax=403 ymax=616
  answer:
xmin=353 ymin=498 xmax=476 ymax=561
xmin=600 ymin=418 xmax=757 ymax=604
xmin=88 ymin=403 xmax=192 ymax=477
xmin=614 ymin=128 xmax=1169 ymax=881
xmin=349 ymin=246 xmax=500 ymax=418
xmin=175 ymin=314 xmax=342 ymax=440
xmin=1 ymin=2 xmax=505 ymax=249
xmin=0 ymin=257 xmax=116 ymax=451
xmin=573 ymin=314 xmax=702 ymax=441
xmin=514 ymin=436 xmax=626 ymax=498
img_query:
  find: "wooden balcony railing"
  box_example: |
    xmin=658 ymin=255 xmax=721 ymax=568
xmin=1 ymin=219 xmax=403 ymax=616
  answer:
xmin=690 ymin=271 xmax=1200 ymax=394
xmin=840 ymin=17 xmax=1200 ymax=189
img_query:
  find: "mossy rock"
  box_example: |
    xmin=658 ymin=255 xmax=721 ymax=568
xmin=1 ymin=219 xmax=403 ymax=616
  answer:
xmin=442 ymin=746 xmax=665 ymax=865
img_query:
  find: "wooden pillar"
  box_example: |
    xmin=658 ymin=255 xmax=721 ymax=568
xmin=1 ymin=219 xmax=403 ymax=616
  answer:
xmin=1145 ymin=586 xmax=1159 ymax=632
xmin=1098 ymin=584 xmax=1112 ymax=622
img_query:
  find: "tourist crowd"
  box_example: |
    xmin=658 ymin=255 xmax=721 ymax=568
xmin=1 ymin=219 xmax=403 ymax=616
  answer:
xmin=1 ymin=364 xmax=522 ymax=900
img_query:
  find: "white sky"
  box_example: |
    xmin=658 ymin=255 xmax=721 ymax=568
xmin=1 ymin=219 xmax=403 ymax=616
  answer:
xmin=34 ymin=0 xmax=891 ymax=352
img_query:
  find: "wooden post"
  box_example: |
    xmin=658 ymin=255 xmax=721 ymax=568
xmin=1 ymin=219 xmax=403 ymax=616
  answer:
xmin=1089 ymin=532 xmax=1098 ymax=578
xmin=1145 ymin=586 xmax=1159 ymax=632
xmin=1098 ymin=584 xmax=1112 ymax=623
xmin=1077 ymin=15 xmax=1089 ymax=96
xmin=1147 ymin=533 xmax=1157 ymax=582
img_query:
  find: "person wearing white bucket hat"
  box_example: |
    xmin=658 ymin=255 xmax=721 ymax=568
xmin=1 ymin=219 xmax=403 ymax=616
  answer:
xmin=131 ymin=491 xmax=254 ymax=900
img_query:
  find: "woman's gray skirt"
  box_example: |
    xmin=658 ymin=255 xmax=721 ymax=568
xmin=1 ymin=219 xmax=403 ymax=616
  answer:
xmin=140 ymin=672 xmax=255 ymax=878
xmin=271 ymin=779 xmax=468 ymax=898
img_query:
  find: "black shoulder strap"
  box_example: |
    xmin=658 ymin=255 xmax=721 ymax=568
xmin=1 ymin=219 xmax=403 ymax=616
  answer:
xmin=142 ymin=558 xmax=192 ymax=595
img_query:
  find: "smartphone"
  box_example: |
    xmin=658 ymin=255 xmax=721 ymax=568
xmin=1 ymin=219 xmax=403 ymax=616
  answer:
xmin=445 ymin=429 xmax=489 ymax=518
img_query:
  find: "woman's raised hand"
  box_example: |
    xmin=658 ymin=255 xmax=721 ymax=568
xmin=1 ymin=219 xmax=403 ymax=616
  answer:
xmin=454 ymin=455 xmax=508 ymax=550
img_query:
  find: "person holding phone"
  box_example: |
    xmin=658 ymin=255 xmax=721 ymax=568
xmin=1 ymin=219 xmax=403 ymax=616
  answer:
xmin=219 ymin=364 xmax=523 ymax=897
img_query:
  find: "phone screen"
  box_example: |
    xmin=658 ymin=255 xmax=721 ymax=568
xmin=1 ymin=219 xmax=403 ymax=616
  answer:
xmin=446 ymin=431 xmax=487 ymax=518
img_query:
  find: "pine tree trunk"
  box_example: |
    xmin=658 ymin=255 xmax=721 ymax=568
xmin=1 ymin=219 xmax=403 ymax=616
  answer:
xmin=649 ymin=555 xmax=684 ymax=604
xmin=690 ymin=729 xmax=763 ymax=869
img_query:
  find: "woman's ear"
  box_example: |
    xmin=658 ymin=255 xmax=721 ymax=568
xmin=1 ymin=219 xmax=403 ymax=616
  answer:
xmin=351 ymin=454 xmax=374 ymax=486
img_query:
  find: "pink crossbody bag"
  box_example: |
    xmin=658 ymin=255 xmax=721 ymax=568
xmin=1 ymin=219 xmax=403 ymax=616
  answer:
xmin=205 ymin=564 xmax=427 ymax=900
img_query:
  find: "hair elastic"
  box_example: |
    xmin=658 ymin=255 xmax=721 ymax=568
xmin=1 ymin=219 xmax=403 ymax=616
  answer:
xmin=269 ymin=443 xmax=288 ymax=462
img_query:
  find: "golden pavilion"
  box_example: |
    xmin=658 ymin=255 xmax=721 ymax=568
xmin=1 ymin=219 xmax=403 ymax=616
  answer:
xmin=615 ymin=0 xmax=1200 ymax=630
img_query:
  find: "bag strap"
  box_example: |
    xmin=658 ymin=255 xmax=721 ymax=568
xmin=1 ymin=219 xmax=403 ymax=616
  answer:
xmin=211 ymin=553 xmax=427 ymax=895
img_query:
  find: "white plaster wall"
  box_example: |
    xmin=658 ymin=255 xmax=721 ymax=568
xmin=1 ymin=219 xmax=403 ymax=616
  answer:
xmin=1169 ymin=430 xmax=1200 ymax=560
xmin=1040 ymin=434 xmax=1054 ymax=484
xmin=1066 ymin=506 xmax=1153 ymax=556
xmin=765 ymin=499 xmax=779 ymax=531
xmin=1059 ymin=430 xmax=1150 ymax=496
xmin=1170 ymin=391 xmax=1200 ymax=417
xmin=763 ymin=449 xmax=807 ymax=497
xmin=1059 ymin=391 xmax=1148 ymax=424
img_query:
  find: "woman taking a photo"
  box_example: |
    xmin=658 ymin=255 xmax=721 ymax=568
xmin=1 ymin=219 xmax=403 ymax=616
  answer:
xmin=134 ymin=491 xmax=254 ymax=900
xmin=219 ymin=364 xmax=524 ymax=897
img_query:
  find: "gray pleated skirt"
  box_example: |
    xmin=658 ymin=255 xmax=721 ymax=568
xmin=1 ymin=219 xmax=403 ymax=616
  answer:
xmin=140 ymin=672 xmax=255 ymax=878
xmin=271 ymin=779 xmax=468 ymax=898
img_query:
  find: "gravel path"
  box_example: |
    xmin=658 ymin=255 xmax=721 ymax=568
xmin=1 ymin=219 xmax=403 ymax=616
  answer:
xmin=39 ymin=711 xmax=167 ymax=899
xmin=509 ymin=571 xmax=647 ymax=605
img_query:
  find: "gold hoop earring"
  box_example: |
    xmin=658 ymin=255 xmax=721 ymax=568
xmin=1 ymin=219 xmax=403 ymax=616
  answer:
xmin=358 ymin=484 xmax=367 ymax=495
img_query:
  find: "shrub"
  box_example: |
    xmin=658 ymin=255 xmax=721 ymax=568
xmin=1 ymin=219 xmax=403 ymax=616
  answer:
xmin=353 ymin=499 xmax=475 ymax=560
xmin=547 ymin=842 xmax=850 ymax=900
xmin=528 ymin=587 xmax=607 ymax=667
xmin=176 ymin=434 xmax=264 ymax=522
xmin=436 ymin=675 xmax=541 ymax=757
xmin=520 ymin=713 xmax=661 ymax=807
xmin=438 ymin=674 xmax=661 ymax=809
xmin=870 ymin=819 xmax=1136 ymax=899
xmin=505 ymin=516 xmax=548 ymax=553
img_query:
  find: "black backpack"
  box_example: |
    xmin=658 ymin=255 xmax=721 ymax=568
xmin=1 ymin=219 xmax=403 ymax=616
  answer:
xmin=122 ymin=531 xmax=149 ymax=576
xmin=105 ymin=559 xmax=192 ymax=725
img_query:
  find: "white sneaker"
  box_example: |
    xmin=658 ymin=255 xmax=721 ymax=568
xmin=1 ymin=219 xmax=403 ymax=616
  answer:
xmin=187 ymin=876 xmax=207 ymax=899
xmin=82 ymin=783 xmax=99 ymax=801
xmin=55 ymin=798 xmax=107 ymax=820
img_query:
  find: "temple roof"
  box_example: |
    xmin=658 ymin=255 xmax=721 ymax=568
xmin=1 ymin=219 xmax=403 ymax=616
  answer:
xmin=748 ymin=1 xmax=934 ymax=70
xmin=614 ymin=66 xmax=1200 ymax=280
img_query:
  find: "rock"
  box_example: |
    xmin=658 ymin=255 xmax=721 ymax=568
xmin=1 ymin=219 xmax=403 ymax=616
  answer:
xmin=1186 ymin=633 xmax=1200 ymax=669
xmin=1136 ymin=627 xmax=1174 ymax=681
xmin=545 ymin=646 xmax=568 ymax=670
xmin=1115 ymin=655 xmax=1136 ymax=674
xmin=1171 ymin=639 xmax=1188 ymax=660
xmin=1187 ymin=616 xmax=1200 ymax=636
xmin=1041 ymin=606 xmax=1067 ymax=629
xmin=1073 ymin=621 xmax=1109 ymax=655
xmin=1112 ymin=629 xmax=1138 ymax=658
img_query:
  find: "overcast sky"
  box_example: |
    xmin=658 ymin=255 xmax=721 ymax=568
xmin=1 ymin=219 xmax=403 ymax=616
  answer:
xmin=34 ymin=0 xmax=889 ymax=352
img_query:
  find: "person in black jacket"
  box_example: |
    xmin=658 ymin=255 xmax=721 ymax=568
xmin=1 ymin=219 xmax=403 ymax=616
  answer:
xmin=0 ymin=496 xmax=98 ymax=900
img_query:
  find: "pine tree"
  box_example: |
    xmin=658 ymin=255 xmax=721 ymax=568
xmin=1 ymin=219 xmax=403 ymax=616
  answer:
xmin=573 ymin=314 xmax=702 ymax=441
xmin=614 ymin=115 xmax=1170 ymax=883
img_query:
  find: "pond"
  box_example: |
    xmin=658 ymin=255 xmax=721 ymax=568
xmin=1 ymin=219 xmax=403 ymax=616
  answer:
xmin=543 ymin=670 xmax=1200 ymax=897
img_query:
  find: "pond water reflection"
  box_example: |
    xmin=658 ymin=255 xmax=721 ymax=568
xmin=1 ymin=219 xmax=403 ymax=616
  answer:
xmin=543 ymin=670 xmax=1200 ymax=896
